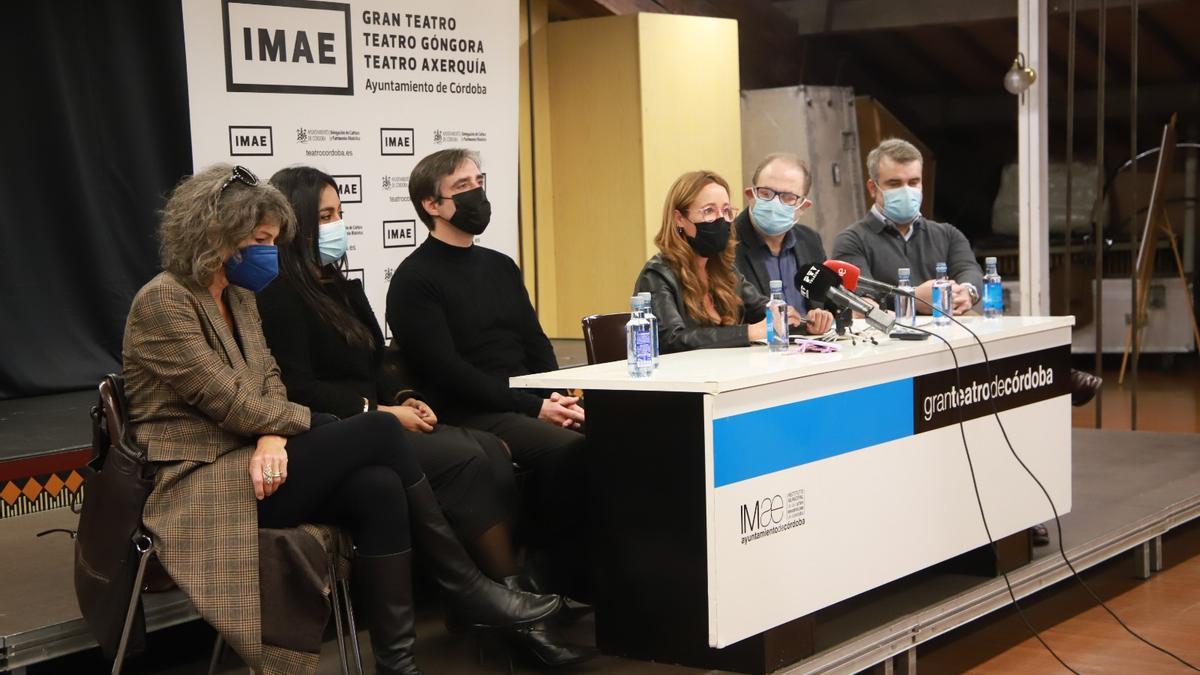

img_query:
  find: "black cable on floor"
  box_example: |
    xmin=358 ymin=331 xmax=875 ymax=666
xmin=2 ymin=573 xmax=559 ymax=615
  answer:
xmin=906 ymin=302 xmax=1200 ymax=672
xmin=903 ymin=321 xmax=1079 ymax=674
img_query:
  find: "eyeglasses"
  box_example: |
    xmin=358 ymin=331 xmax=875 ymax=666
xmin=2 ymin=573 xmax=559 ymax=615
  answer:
xmin=219 ymin=165 xmax=259 ymax=194
xmin=753 ymin=186 xmax=810 ymax=209
xmin=688 ymin=205 xmax=738 ymax=223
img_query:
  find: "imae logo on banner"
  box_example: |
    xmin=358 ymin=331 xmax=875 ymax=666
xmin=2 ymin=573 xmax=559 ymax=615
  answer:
xmin=223 ymin=0 xmax=354 ymax=95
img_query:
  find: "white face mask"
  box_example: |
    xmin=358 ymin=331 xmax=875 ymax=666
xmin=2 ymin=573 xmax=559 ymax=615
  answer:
xmin=317 ymin=220 xmax=348 ymax=265
xmin=878 ymin=186 xmax=922 ymax=224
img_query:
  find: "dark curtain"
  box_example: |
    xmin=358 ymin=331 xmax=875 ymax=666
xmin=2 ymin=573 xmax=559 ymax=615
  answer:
xmin=0 ymin=1 xmax=192 ymax=399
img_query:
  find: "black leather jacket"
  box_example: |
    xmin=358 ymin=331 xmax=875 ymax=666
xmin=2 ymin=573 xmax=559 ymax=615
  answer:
xmin=633 ymin=254 xmax=768 ymax=354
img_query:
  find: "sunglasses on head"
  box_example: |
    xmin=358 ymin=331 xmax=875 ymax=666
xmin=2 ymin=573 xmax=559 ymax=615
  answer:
xmin=219 ymin=165 xmax=259 ymax=194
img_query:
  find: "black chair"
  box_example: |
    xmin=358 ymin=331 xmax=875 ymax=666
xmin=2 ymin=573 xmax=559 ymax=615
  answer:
xmin=87 ymin=376 xmax=363 ymax=675
xmin=580 ymin=313 xmax=632 ymax=365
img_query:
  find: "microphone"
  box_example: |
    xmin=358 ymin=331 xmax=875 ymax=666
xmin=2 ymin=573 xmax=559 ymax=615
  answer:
xmin=823 ymin=260 xmax=907 ymax=299
xmin=796 ymin=263 xmax=895 ymax=332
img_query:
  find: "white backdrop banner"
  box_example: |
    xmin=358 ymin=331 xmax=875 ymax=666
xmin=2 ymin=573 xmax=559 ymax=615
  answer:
xmin=181 ymin=0 xmax=519 ymax=335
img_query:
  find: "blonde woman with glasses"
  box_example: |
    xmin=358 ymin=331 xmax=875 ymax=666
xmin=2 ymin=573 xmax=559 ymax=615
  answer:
xmin=634 ymin=170 xmax=801 ymax=354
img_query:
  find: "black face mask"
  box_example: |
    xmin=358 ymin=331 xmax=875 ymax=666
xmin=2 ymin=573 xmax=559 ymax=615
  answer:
xmin=446 ymin=187 xmax=492 ymax=235
xmin=680 ymin=218 xmax=731 ymax=258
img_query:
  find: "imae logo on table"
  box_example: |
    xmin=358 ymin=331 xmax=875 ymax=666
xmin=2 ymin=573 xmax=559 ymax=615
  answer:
xmin=739 ymin=489 xmax=805 ymax=545
xmin=222 ymin=0 xmax=354 ymax=95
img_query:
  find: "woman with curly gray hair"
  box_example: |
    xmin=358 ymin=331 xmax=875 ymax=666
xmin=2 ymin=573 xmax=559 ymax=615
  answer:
xmin=121 ymin=164 xmax=560 ymax=674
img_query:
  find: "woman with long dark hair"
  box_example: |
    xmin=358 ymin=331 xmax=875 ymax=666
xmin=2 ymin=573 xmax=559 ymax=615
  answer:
xmin=258 ymin=166 xmax=592 ymax=667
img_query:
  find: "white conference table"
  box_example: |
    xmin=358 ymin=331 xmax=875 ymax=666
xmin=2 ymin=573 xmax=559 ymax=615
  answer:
xmin=512 ymin=316 xmax=1074 ymax=672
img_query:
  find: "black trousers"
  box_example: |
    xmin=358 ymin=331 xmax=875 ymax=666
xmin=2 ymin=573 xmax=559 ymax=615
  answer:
xmin=449 ymin=411 xmax=588 ymax=550
xmin=405 ymin=424 xmax=517 ymax=541
xmin=257 ymin=412 xmax=420 ymax=555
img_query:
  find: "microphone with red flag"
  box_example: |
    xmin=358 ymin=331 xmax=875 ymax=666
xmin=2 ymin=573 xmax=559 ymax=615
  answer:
xmin=796 ymin=263 xmax=895 ymax=332
xmin=823 ymin=260 xmax=906 ymax=299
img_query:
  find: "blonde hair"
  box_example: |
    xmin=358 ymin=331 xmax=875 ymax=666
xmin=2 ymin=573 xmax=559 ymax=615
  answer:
xmin=159 ymin=164 xmax=296 ymax=286
xmin=653 ymin=170 xmax=742 ymax=326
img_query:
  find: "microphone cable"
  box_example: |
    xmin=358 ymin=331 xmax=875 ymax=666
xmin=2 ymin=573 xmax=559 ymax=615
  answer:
xmin=903 ymin=320 xmax=1079 ymax=674
xmin=905 ymin=297 xmax=1199 ymax=672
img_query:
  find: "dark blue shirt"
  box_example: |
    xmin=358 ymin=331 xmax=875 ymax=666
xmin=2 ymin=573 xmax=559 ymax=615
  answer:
xmin=754 ymin=229 xmax=806 ymax=314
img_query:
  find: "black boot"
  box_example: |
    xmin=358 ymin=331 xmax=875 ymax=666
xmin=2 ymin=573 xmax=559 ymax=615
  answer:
xmin=356 ymin=550 xmax=422 ymax=675
xmin=1070 ymin=369 xmax=1103 ymax=407
xmin=407 ymin=477 xmax=562 ymax=630
xmin=501 ymin=576 xmax=598 ymax=667
xmin=512 ymin=570 xmax=594 ymax=625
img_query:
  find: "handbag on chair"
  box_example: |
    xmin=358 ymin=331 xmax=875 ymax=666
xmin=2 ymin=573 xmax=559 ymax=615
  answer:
xmin=74 ymin=373 xmax=157 ymax=661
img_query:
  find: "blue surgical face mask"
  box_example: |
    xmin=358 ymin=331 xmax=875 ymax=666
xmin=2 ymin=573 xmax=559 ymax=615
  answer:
xmin=224 ymin=244 xmax=278 ymax=292
xmin=317 ymin=219 xmax=348 ymax=265
xmin=879 ymin=185 xmax=922 ymax=224
xmin=750 ymin=195 xmax=797 ymax=236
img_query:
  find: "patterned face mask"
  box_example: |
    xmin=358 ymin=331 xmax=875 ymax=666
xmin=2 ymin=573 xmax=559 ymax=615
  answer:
xmin=789 ymin=338 xmax=841 ymax=353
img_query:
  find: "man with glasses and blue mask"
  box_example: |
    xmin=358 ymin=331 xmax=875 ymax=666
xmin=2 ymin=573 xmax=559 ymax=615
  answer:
xmin=833 ymin=138 xmax=982 ymax=316
xmin=734 ymin=153 xmax=835 ymax=335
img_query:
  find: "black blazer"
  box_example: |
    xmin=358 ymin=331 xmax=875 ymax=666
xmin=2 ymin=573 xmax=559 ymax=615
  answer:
xmin=633 ymin=254 xmax=767 ymax=354
xmin=256 ymin=274 xmax=412 ymax=419
xmin=732 ymin=209 xmax=827 ymax=301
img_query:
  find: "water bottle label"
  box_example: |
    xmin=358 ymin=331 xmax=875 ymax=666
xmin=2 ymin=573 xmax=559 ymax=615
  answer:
xmin=931 ymin=286 xmax=942 ymax=316
xmin=984 ymin=283 xmax=1002 ymax=310
xmin=634 ymin=330 xmax=653 ymax=366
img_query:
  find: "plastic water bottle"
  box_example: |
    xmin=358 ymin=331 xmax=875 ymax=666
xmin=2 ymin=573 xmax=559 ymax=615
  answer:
xmin=637 ymin=291 xmax=660 ymax=367
xmin=895 ymin=267 xmax=916 ymax=327
xmin=625 ymin=296 xmax=653 ymax=377
xmin=932 ymin=262 xmax=952 ymax=326
xmin=765 ymin=280 xmax=789 ymax=352
xmin=983 ymin=256 xmax=1003 ymax=319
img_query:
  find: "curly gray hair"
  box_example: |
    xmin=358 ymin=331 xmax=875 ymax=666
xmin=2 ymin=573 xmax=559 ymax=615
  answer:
xmin=159 ymin=164 xmax=295 ymax=286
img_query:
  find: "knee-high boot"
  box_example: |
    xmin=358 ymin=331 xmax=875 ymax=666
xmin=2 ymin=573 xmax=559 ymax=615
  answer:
xmin=356 ymin=550 xmax=422 ymax=675
xmin=406 ymin=476 xmax=562 ymax=629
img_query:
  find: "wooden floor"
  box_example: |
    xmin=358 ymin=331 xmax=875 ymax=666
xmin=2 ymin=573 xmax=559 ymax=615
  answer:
xmin=923 ymin=353 xmax=1200 ymax=675
xmin=919 ymin=520 xmax=1200 ymax=675
xmin=1071 ymin=356 xmax=1200 ymax=434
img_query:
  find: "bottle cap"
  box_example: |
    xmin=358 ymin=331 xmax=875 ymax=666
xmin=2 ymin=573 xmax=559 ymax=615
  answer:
xmin=769 ymin=279 xmax=783 ymax=291
xmin=898 ymin=267 xmax=910 ymax=277
xmin=985 ymin=256 xmax=997 ymax=265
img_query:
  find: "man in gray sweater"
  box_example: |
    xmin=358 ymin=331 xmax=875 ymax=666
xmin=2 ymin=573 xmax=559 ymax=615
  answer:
xmin=832 ymin=138 xmax=981 ymax=315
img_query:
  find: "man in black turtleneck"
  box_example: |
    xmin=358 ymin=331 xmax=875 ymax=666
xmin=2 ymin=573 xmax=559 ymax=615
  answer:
xmin=387 ymin=148 xmax=588 ymax=596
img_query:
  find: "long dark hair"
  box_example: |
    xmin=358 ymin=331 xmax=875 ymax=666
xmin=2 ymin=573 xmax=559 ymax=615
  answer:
xmin=268 ymin=166 xmax=376 ymax=351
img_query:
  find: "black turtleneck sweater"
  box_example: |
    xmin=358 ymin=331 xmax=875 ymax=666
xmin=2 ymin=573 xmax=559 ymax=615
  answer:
xmin=386 ymin=235 xmax=558 ymax=420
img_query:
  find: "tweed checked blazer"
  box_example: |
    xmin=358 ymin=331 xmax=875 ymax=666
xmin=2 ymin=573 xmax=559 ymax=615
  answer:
xmin=122 ymin=272 xmax=315 ymax=673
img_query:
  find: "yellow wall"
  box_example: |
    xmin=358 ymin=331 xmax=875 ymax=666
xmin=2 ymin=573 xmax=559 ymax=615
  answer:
xmin=637 ymin=14 xmax=743 ymax=258
xmin=518 ymin=0 xmax=556 ymax=330
xmin=541 ymin=13 xmax=743 ymax=338
xmin=546 ymin=16 xmax=647 ymax=338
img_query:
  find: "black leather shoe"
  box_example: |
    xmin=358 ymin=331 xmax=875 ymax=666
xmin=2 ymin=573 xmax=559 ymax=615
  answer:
xmin=407 ymin=477 xmax=562 ymax=630
xmin=504 ymin=621 xmax=598 ymax=668
xmin=508 ymin=573 xmax=594 ymax=625
xmin=1070 ymin=369 xmax=1102 ymax=407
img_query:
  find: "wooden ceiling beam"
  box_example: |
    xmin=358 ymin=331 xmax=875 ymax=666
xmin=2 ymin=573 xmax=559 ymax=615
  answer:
xmin=775 ymin=0 xmax=1179 ymax=36
xmin=1073 ymin=11 xmax=1132 ymax=79
xmin=1138 ymin=11 xmax=1200 ymax=76
xmin=551 ymin=0 xmax=804 ymax=88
